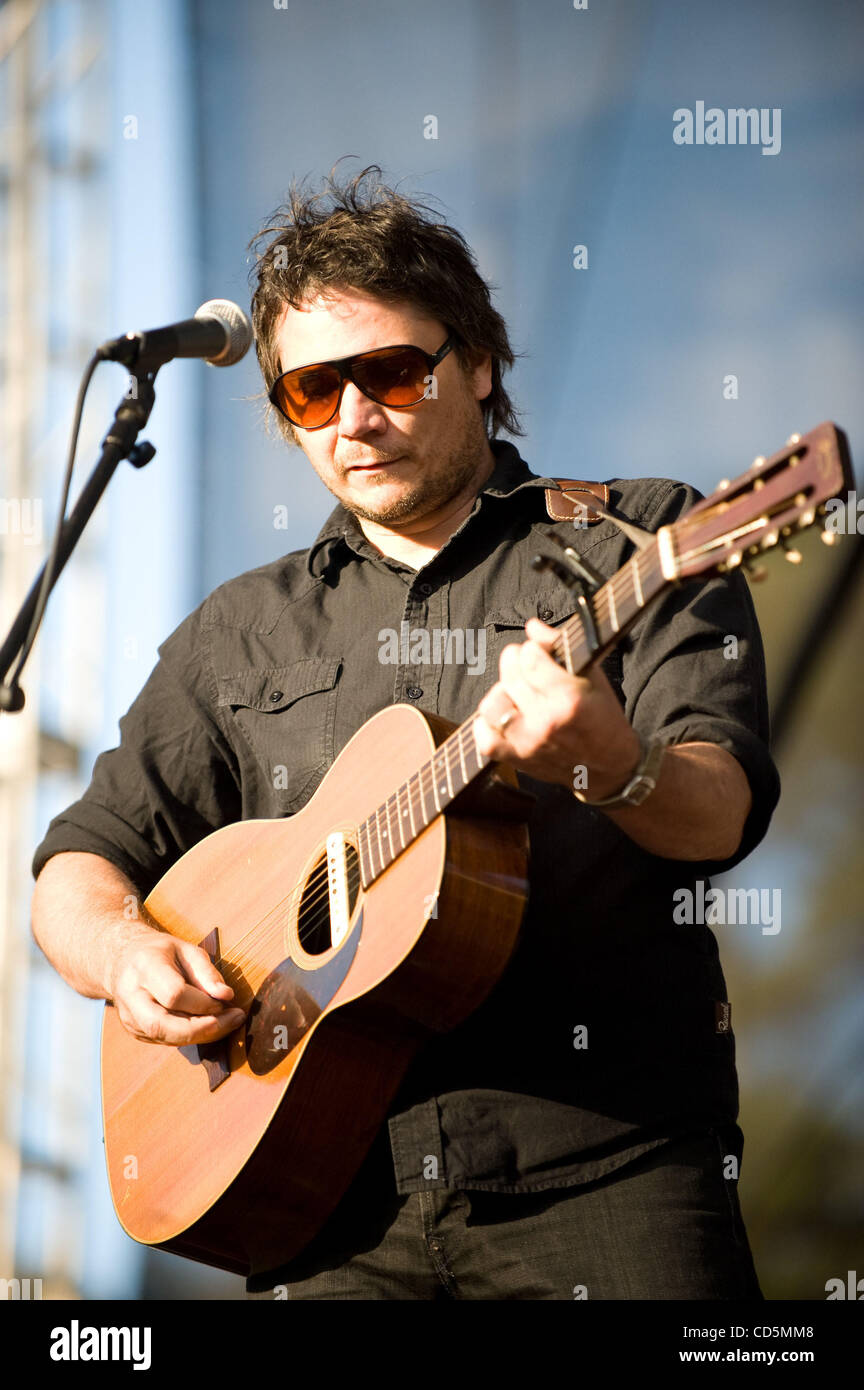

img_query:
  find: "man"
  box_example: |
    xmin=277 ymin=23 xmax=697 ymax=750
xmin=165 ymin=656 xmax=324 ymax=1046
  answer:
xmin=31 ymin=164 xmax=779 ymax=1300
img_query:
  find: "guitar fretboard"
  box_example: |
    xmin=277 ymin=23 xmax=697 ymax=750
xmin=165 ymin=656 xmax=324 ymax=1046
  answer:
xmin=356 ymin=534 xmax=669 ymax=887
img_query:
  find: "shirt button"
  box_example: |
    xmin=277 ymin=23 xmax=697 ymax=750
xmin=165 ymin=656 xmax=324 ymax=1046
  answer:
xmin=407 ymin=686 xmax=423 ymax=700
xmin=269 ymin=690 xmax=284 ymax=702
xmin=538 ymin=606 xmax=553 ymax=622
xmin=428 ymin=1238 xmax=441 ymax=1252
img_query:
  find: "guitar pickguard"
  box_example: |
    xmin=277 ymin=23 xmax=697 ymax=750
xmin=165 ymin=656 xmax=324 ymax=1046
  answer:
xmin=180 ymin=914 xmax=362 ymax=1085
xmin=244 ymin=909 xmax=362 ymax=1076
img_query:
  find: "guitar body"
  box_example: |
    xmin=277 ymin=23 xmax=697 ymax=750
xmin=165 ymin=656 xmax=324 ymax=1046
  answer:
xmin=100 ymin=703 xmax=530 ymax=1276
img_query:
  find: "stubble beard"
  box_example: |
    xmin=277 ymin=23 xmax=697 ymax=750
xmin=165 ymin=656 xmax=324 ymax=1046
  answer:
xmin=344 ymin=447 xmax=483 ymax=524
xmin=330 ymin=411 xmax=492 ymax=526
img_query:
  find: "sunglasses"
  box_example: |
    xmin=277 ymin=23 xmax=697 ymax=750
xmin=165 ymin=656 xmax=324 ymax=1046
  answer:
xmin=269 ymin=332 xmax=457 ymax=430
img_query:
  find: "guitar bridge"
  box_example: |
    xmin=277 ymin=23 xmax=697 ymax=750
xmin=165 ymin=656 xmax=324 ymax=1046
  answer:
xmin=326 ymin=833 xmax=351 ymax=948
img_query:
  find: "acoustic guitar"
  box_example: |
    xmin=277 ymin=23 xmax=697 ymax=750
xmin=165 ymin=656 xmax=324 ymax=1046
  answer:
xmin=100 ymin=421 xmax=852 ymax=1275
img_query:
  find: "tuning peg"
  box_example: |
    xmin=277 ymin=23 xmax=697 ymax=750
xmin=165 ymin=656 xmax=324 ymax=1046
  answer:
xmin=743 ymin=559 xmax=769 ymax=582
xmin=820 ymin=528 xmax=840 ymax=546
xmin=781 ymin=541 xmax=803 ymax=564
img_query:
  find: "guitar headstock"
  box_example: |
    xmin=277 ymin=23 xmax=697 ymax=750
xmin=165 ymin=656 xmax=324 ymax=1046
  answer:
xmin=670 ymin=422 xmax=854 ymax=580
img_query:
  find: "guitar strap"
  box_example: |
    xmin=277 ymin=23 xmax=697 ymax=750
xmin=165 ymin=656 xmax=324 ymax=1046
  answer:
xmin=545 ymin=479 xmax=656 ymax=551
xmin=544 ymin=478 xmax=608 ymax=524
xmin=542 ymin=477 xmax=629 ymax=703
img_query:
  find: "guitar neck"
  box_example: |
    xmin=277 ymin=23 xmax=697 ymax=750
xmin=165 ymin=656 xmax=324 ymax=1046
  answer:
xmin=356 ymin=536 xmax=670 ymax=886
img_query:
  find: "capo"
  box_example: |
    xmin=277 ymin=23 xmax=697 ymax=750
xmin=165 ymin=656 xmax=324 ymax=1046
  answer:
xmin=532 ymin=488 xmax=659 ymax=659
xmin=534 ymin=529 xmax=605 ymax=591
xmin=531 ymin=533 xmax=603 ymax=657
xmin=573 ymin=591 xmax=601 ymax=657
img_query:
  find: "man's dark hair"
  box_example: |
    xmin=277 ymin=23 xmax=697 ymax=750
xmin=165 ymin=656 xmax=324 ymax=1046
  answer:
xmin=247 ymin=161 xmax=523 ymax=445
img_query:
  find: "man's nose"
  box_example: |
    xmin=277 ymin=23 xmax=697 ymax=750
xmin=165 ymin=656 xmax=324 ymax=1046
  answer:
xmin=337 ymin=379 xmax=387 ymax=434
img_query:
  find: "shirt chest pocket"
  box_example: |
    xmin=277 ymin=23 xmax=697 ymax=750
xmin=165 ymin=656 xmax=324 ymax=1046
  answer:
xmin=484 ymin=591 xmax=625 ymax=703
xmin=484 ymin=591 xmax=579 ymax=678
xmin=216 ymin=658 xmax=342 ymax=812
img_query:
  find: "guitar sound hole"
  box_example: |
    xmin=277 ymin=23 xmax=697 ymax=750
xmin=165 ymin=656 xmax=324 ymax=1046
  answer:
xmin=297 ymin=843 xmax=361 ymax=955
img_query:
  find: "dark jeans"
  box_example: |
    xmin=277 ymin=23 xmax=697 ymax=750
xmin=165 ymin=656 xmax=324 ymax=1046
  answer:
xmin=247 ymin=1123 xmax=763 ymax=1300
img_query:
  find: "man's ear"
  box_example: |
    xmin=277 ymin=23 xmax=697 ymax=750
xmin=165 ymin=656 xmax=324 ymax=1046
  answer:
xmin=464 ymin=345 xmax=493 ymax=401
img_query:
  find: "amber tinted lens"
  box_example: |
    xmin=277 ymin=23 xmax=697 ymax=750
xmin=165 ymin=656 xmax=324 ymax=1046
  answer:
xmin=351 ymin=346 xmax=430 ymax=405
xmin=275 ymin=364 xmax=341 ymax=427
xmin=273 ymin=345 xmax=432 ymax=427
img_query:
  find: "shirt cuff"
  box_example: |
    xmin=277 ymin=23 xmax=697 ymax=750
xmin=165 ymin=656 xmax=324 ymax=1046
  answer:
xmin=31 ymin=819 xmax=158 ymax=897
xmin=646 ymin=716 xmax=781 ymax=871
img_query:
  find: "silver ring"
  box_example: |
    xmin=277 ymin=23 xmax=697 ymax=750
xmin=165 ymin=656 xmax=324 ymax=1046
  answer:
xmin=497 ymin=709 xmax=516 ymax=733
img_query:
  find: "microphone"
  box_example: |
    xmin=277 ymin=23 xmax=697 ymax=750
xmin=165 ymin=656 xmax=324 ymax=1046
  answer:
xmin=98 ymin=299 xmax=253 ymax=371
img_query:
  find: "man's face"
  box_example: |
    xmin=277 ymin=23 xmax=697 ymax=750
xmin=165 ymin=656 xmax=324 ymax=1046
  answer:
xmin=271 ymin=287 xmax=493 ymax=525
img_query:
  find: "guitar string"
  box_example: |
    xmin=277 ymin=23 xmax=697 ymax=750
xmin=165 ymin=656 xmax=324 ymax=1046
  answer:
xmin=201 ymin=545 xmax=661 ymax=984
xmin=210 ymin=490 xmax=821 ymax=962
xmin=225 ymin=481 xmax=808 ymax=952
xmin=213 ymin=546 xmax=654 ymax=982
xmin=351 ymin=542 xmax=657 ymax=891
xmin=183 ymin=513 xmax=783 ymax=986
xmin=226 ymin=506 xmax=795 ymax=973
xmin=203 ymin=548 xmax=655 ymax=988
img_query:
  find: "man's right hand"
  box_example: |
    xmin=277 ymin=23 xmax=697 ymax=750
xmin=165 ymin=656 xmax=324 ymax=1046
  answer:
xmin=108 ymin=931 xmax=247 ymax=1046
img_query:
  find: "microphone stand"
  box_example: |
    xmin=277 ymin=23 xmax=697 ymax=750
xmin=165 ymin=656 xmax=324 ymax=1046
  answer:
xmin=0 ymin=369 xmax=159 ymax=714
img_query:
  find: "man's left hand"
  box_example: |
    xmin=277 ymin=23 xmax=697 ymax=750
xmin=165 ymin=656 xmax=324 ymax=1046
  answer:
xmin=473 ymin=617 xmax=641 ymax=799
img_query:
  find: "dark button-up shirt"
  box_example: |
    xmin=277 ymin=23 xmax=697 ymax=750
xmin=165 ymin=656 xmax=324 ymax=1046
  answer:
xmin=32 ymin=440 xmax=780 ymax=1218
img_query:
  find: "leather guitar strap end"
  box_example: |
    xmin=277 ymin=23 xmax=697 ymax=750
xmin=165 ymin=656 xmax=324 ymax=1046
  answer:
xmin=544 ymin=479 xmax=609 ymax=524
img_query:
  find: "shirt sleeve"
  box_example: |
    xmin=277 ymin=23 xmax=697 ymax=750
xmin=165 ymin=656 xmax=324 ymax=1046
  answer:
xmin=31 ymin=601 xmax=242 ymax=896
xmin=619 ymin=479 xmax=781 ymax=872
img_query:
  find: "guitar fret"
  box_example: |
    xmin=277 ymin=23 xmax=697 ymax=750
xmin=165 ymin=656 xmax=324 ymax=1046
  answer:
xmin=395 ymin=783 xmax=407 ymax=851
xmin=439 ymin=759 xmax=450 ymax=801
xmin=407 ymin=774 xmax=418 ymax=838
xmin=363 ymin=815 xmax=379 ymax=879
xmin=457 ymin=729 xmax=468 ymax=787
xmin=384 ymin=794 xmax=397 ymax=867
xmin=379 ymin=804 xmax=389 ymax=866
xmin=608 ymin=583 xmax=618 ymax=632
xmin=467 ymin=728 xmax=486 ymax=776
xmin=374 ymin=808 xmax=385 ymax=873
xmin=431 ymin=761 xmax=442 ymax=813
xmin=564 ymin=613 xmax=587 ymax=671
xmin=358 ymin=821 xmax=373 ymax=887
xmin=390 ymin=793 xmax=399 ymax=855
xmin=443 ymin=744 xmax=455 ymax=799
xmin=561 ymin=623 xmax=575 ymax=674
xmin=421 ymin=768 xmax=437 ymax=825
xmin=631 ymin=555 xmax=643 ymax=608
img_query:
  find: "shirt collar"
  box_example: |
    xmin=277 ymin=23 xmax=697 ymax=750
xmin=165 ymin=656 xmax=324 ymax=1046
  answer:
xmin=305 ymin=438 xmax=554 ymax=578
